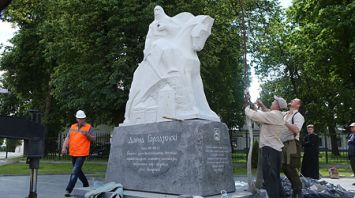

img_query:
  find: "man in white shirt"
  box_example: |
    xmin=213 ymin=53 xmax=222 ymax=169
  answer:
xmin=245 ymin=96 xmax=288 ymax=198
xmin=281 ymin=98 xmax=305 ymax=198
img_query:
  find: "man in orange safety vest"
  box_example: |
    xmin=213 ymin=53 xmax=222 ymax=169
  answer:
xmin=62 ymin=110 xmax=95 ymax=197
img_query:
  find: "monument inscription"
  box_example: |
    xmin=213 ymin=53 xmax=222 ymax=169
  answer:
xmin=125 ymin=133 xmax=180 ymax=175
xmin=205 ymin=145 xmax=229 ymax=173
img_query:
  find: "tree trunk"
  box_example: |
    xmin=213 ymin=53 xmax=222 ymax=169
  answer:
xmin=328 ymin=123 xmax=340 ymax=156
xmin=229 ymin=129 xmax=234 ymax=153
xmin=43 ymin=91 xmax=52 ymax=156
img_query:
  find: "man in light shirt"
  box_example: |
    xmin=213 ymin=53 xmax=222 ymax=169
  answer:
xmin=281 ymin=98 xmax=305 ymax=198
xmin=245 ymin=96 xmax=288 ymax=198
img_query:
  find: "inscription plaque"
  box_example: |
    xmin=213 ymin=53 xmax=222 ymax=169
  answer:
xmin=125 ymin=133 xmax=180 ymax=176
xmin=205 ymin=145 xmax=229 ymax=173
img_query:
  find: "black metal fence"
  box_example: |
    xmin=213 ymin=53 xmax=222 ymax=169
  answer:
xmin=44 ymin=132 xmax=111 ymax=160
xmin=43 ymin=129 xmax=351 ymax=165
xmin=232 ymin=130 xmax=350 ymax=164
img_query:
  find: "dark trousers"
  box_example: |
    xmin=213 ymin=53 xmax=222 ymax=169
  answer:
xmin=282 ymin=140 xmax=302 ymax=193
xmin=350 ymin=156 xmax=355 ymax=176
xmin=261 ymin=146 xmax=285 ymax=198
xmin=66 ymin=156 xmax=89 ymax=192
xmin=255 ymin=149 xmax=264 ymax=189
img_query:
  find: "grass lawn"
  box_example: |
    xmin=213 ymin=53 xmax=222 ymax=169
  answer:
xmin=1 ymin=153 xmax=352 ymax=178
xmin=0 ymin=161 xmax=107 ymax=176
xmin=232 ymin=151 xmax=353 ymax=177
xmin=319 ymin=167 xmax=353 ymax=177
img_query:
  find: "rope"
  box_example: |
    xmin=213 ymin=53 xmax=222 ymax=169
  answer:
xmin=237 ymin=0 xmax=257 ymax=193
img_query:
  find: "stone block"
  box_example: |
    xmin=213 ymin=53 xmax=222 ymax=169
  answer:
xmin=106 ymin=120 xmax=235 ymax=196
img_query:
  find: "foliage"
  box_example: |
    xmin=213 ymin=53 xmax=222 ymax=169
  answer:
xmin=0 ymin=0 xmax=62 ymax=143
xmin=8 ymin=139 xmax=20 ymax=152
xmin=250 ymin=0 xmax=355 ymax=154
xmin=251 ymin=140 xmax=259 ymax=168
xmin=0 ymin=0 xmax=255 ymax=146
xmin=3 ymin=0 xmax=351 ymax=156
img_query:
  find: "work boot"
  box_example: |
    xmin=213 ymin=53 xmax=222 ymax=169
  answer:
xmin=64 ymin=190 xmax=71 ymax=197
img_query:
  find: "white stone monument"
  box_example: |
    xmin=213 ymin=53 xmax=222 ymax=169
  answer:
xmin=106 ymin=7 xmax=235 ymax=196
xmin=123 ymin=6 xmax=220 ymax=125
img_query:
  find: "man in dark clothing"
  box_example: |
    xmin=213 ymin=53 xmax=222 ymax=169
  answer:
xmin=301 ymin=124 xmax=319 ymax=179
xmin=347 ymin=122 xmax=355 ymax=185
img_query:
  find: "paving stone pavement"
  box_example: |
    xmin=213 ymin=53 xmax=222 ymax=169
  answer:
xmin=320 ymin=177 xmax=355 ymax=193
xmin=0 ymin=175 xmax=71 ymax=198
xmin=0 ymin=152 xmax=22 ymax=165
xmin=0 ymin=153 xmax=354 ymax=198
xmin=0 ymin=174 xmax=354 ymax=198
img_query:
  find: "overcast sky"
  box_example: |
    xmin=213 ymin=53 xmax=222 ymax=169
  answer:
xmin=0 ymin=21 xmax=17 ymax=53
xmin=280 ymin=0 xmax=292 ymax=9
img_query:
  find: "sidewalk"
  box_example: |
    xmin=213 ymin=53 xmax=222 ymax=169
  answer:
xmin=0 ymin=156 xmax=354 ymax=198
xmin=0 ymin=151 xmax=23 ymax=159
xmin=320 ymin=177 xmax=355 ymax=192
xmin=0 ymin=151 xmax=22 ymax=165
xmin=0 ymin=175 xmax=70 ymax=198
xmin=0 ymin=174 xmax=354 ymax=198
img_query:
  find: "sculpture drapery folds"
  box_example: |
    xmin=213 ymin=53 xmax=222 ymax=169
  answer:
xmin=124 ymin=6 xmax=219 ymax=125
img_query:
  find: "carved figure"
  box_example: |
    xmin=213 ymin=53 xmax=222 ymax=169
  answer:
xmin=124 ymin=6 xmax=219 ymax=125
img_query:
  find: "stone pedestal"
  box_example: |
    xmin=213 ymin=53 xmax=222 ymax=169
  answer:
xmin=105 ymin=120 xmax=235 ymax=196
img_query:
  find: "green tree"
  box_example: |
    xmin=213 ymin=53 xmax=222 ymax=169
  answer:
xmin=1 ymin=0 xmax=65 ymax=152
xmin=251 ymin=0 xmax=355 ymax=155
xmin=42 ymin=0 xmax=246 ymax=128
xmin=1 ymin=0 xmax=292 ymax=147
xmin=1 ymin=0 xmax=248 ymax=137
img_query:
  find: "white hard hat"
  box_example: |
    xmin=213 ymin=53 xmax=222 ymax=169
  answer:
xmin=75 ymin=110 xmax=86 ymax=119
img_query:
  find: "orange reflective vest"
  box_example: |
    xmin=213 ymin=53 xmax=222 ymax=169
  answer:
xmin=68 ymin=123 xmax=92 ymax=156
